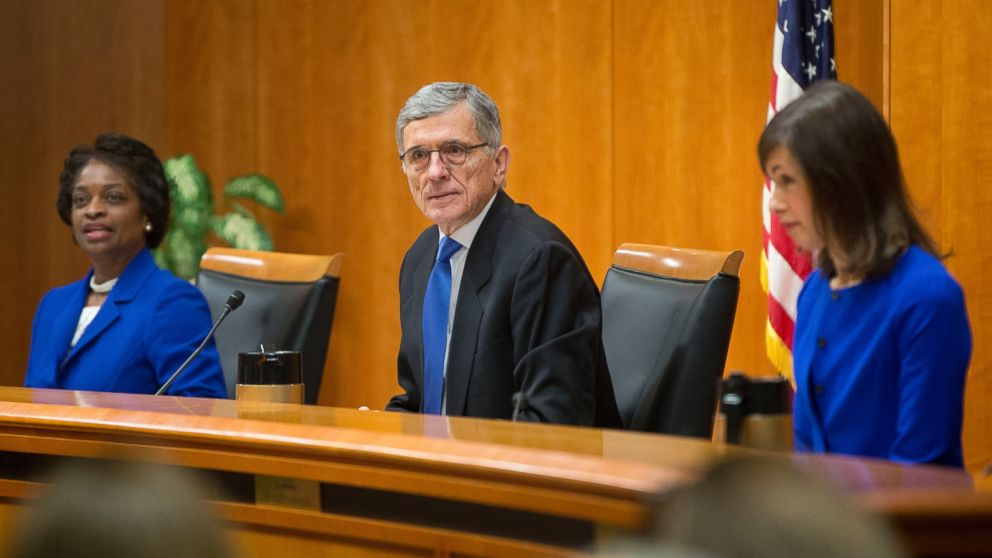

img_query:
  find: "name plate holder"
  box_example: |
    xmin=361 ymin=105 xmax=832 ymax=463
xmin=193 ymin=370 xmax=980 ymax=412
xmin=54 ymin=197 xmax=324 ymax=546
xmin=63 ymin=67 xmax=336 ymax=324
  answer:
xmin=236 ymin=349 xmax=320 ymax=511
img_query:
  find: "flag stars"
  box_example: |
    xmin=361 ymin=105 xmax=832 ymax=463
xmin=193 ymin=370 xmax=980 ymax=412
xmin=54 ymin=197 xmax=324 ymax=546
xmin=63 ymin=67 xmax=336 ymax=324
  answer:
xmin=806 ymin=26 xmax=817 ymax=44
xmin=831 ymin=57 xmax=836 ymax=72
xmin=822 ymin=6 xmax=833 ymax=23
xmin=804 ymin=62 xmax=817 ymax=80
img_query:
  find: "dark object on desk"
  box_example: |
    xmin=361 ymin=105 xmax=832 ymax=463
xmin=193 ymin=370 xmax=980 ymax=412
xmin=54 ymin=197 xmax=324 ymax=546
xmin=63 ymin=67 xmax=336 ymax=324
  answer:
xmin=718 ymin=372 xmax=792 ymax=451
xmin=601 ymin=243 xmax=743 ymax=436
xmin=198 ymin=247 xmax=343 ymax=404
xmin=236 ymin=350 xmax=304 ymax=404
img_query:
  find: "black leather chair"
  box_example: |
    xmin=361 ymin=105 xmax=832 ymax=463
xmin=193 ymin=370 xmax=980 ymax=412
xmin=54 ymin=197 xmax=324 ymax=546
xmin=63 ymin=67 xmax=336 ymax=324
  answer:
xmin=197 ymin=247 xmax=343 ymax=404
xmin=601 ymin=243 xmax=743 ymax=437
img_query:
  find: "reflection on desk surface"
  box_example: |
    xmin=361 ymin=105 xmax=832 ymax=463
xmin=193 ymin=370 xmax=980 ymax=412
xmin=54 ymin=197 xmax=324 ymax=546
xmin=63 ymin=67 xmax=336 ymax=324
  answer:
xmin=2 ymin=386 xmax=984 ymax=497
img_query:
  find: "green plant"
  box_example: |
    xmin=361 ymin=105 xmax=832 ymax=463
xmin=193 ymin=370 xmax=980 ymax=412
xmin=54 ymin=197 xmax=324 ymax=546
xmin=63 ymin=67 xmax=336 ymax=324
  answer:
xmin=153 ymin=154 xmax=285 ymax=280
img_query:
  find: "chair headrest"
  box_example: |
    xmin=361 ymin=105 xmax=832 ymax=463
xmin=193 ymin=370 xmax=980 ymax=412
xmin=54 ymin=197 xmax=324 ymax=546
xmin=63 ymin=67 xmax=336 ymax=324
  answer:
xmin=613 ymin=244 xmax=743 ymax=280
xmin=201 ymin=248 xmax=343 ymax=282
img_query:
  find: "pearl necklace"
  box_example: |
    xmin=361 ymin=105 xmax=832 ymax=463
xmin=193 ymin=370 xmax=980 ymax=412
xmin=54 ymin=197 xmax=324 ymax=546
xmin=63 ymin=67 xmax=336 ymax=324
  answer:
xmin=89 ymin=276 xmax=119 ymax=294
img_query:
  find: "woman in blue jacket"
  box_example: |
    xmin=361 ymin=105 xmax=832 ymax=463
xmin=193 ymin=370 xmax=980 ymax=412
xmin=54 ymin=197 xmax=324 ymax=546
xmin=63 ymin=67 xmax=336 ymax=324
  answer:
xmin=759 ymin=82 xmax=971 ymax=467
xmin=25 ymin=134 xmax=226 ymax=397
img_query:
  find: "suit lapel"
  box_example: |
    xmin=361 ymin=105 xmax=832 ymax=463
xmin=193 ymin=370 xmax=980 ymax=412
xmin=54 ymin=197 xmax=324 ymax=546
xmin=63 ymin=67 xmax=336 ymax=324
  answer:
xmin=65 ymin=295 xmax=121 ymax=363
xmin=444 ymin=191 xmax=512 ymax=416
xmin=403 ymin=230 xmax=438 ymax=400
xmin=48 ymin=278 xmax=90 ymax=375
xmin=61 ymin=249 xmax=154 ymax=371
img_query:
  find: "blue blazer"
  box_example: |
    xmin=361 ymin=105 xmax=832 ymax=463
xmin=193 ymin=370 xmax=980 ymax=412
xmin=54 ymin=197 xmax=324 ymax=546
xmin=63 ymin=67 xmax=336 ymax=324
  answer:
xmin=25 ymin=249 xmax=226 ymax=397
xmin=793 ymin=246 xmax=970 ymax=467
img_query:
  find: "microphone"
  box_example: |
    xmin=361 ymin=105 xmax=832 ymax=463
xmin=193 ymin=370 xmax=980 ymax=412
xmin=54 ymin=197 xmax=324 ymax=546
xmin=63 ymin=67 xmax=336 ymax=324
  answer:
xmin=155 ymin=290 xmax=245 ymax=396
xmin=511 ymin=391 xmax=529 ymax=422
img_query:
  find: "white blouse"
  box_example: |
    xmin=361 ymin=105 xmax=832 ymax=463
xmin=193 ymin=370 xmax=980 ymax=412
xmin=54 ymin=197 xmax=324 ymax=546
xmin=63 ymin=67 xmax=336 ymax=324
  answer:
xmin=71 ymin=306 xmax=100 ymax=347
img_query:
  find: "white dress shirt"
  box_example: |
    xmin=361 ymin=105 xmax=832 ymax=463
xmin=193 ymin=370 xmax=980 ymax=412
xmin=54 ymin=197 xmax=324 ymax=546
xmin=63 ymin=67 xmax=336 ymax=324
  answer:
xmin=436 ymin=191 xmax=499 ymax=411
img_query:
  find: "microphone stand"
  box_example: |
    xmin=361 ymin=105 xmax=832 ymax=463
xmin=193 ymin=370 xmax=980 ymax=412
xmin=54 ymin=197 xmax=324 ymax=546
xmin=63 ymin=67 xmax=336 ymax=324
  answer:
xmin=155 ymin=290 xmax=244 ymax=395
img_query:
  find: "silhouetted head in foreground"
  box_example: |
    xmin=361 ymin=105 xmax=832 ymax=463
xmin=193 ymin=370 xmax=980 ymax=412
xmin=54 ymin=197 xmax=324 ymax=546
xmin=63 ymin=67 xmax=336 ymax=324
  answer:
xmin=10 ymin=459 xmax=234 ymax=558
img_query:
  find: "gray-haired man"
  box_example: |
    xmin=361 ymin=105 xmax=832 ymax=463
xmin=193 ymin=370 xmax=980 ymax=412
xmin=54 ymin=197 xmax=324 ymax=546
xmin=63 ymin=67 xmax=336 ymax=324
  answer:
xmin=386 ymin=82 xmax=620 ymax=427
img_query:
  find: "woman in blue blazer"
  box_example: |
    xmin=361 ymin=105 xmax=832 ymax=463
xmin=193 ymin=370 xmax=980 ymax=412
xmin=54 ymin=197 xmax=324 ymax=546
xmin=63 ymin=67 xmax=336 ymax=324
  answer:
xmin=25 ymin=134 xmax=226 ymax=397
xmin=759 ymin=82 xmax=971 ymax=467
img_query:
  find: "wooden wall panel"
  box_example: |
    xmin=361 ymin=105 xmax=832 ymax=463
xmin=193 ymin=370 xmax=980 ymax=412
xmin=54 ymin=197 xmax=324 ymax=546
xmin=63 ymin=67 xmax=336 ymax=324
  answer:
xmin=944 ymin=6 xmax=992 ymax=475
xmin=0 ymin=0 xmax=165 ymax=387
xmin=834 ymin=0 xmax=886 ymax=110
xmin=889 ymin=2 xmax=944 ymax=238
xmin=890 ymin=0 xmax=992 ymax=471
xmin=942 ymin=1 xmax=992 ymax=474
xmin=164 ymin=0 xmax=258 ymax=191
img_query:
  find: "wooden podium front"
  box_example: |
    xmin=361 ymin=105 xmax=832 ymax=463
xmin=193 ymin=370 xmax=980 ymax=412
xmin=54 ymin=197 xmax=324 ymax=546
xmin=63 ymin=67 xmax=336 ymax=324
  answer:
xmin=0 ymin=387 xmax=988 ymax=557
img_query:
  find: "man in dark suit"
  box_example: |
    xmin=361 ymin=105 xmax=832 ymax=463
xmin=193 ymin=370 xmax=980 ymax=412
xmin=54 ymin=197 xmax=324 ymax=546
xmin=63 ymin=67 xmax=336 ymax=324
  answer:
xmin=386 ymin=82 xmax=620 ymax=427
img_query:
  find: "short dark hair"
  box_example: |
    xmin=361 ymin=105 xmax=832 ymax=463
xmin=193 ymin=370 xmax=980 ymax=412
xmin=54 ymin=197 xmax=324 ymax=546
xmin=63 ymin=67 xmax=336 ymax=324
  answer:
xmin=57 ymin=133 xmax=170 ymax=249
xmin=758 ymin=81 xmax=938 ymax=280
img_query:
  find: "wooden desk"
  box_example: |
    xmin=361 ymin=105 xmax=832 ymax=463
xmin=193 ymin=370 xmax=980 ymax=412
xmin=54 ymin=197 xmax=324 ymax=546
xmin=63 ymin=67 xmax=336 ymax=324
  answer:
xmin=0 ymin=387 xmax=988 ymax=557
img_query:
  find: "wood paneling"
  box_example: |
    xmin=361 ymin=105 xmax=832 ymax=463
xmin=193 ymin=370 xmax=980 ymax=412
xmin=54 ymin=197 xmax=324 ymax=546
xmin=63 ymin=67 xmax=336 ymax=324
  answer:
xmin=2 ymin=0 xmax=988 ymax=471
xmin=0 ymin=0 xmax=165 ymax=386
xmin=890 ymin=0 xmax=992 ymax=471
xmin=835 ymin=0 xmax=886 ymax=109
xmin=942 ymin=3 xmax=992 ymax=475
xmin=164 ymin=0 xmax=257 ymax=179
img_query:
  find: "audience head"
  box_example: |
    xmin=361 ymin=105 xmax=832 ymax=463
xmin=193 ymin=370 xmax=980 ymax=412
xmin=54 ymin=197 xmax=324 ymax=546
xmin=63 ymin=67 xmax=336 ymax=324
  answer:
xmin=9 ymin=459 xmax=234 ymax=558
xmin=57 ymin=133 xmax=170 ymax=250
xmin=759 ymin=80 xmax=937 ymax=280
xmin=655 ymin=457 xmax=906 ymax=558
xmin=395 ymin=82 xmax=511 ymax=235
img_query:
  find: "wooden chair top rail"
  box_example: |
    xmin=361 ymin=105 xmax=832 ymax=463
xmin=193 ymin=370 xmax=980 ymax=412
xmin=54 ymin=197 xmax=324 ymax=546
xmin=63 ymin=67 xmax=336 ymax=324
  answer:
xmin=613 ymin=243 xmax=744 ymax=280
xmin=201 ymin=247 xmax=344 ymax=282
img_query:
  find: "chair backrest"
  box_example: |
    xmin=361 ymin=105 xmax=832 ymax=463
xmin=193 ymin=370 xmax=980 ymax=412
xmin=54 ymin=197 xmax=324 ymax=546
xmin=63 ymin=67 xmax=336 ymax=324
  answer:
xmin=601 ymin=243 xmax=743 ymax=437
xmin=197 ymin=247 xmax=344 ymax=404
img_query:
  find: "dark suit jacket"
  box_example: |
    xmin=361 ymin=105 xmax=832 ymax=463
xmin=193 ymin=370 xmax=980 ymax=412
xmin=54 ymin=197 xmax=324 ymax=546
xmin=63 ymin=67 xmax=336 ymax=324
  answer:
xmin=388 ymin=190 xmax=621 ymax=427
xmin=25 ymin=249 xmax=227 ymax=397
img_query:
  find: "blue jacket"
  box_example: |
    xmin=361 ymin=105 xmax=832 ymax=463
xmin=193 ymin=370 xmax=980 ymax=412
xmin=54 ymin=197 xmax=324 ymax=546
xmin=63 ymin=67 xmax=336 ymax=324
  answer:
xmin=793 ymin=246 xmax=971 ymax=467
xmin=25 ymin=249 xmax=226 ymax=397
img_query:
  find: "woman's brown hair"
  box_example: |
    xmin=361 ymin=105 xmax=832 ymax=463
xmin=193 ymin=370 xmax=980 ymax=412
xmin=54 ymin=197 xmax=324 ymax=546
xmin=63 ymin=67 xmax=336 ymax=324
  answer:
xmin=758 ymin=81 xmax=938 ymax=280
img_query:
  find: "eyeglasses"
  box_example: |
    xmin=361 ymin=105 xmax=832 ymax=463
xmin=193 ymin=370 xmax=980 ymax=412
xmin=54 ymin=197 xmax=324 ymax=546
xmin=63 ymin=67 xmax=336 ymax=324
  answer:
xmin=399 ymin=142 xmax=489 ymax=172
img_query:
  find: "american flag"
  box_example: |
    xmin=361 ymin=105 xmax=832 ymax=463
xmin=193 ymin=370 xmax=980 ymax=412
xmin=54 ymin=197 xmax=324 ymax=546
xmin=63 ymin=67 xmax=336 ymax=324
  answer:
xmin=762 ymin=0 xmax=836 ymax=377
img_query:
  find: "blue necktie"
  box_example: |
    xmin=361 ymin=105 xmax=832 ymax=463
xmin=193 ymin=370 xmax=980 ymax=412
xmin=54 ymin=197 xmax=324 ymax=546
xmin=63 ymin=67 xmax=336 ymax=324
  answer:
xmin=422 ymin=236 xmax=462 ymax=414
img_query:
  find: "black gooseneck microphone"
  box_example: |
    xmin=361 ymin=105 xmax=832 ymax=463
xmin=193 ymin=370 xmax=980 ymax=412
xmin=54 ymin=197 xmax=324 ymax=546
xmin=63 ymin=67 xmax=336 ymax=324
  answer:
xmin=155 ymin=290 xmax=245 ymax=396
xmin=511 ymin=391 xmax=530 ymax=422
